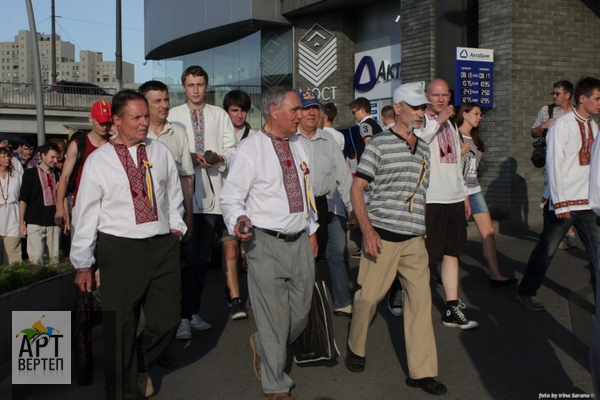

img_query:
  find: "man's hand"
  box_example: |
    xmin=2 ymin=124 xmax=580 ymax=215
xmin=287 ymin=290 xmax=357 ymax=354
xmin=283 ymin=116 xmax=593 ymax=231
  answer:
xmin=363 ymin=227 xmax=383 ymax=259
xmin=19 ymin=222 xmax=27 ymax=238
xmin=182 ymin=214 xmax=193 ymax=241
xmin=54 ymin=208 xmax=66 ymax=229
xmin=192 ymin=152 xmax=219 ymax=169
xmin=309 ymin=233 xmax=318 ymax=258
xmin=75 ymin=271 xmax=93 ymax=293
xmin=541 ymin=118 xmax=555 ymax=130
xmin=234 ymin=215 xmax=253 ymax=242
xmin=557 ymin=211 xmax=571 ymax=220
xmin=436 ymin=105 xmax=455 ymax=125
xmin=346 ymin=211 xmax=355 ymax=227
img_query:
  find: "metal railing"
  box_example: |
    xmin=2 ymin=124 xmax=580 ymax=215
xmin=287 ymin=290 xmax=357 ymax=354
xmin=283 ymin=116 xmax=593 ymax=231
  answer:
xmin=0 ymin=81 xmax=113 ymax=110
xmin=0 ymin=81 xmax=263 ymax=112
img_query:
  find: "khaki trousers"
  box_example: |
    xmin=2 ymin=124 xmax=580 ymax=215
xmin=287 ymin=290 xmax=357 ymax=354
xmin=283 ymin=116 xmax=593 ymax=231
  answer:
xmin=26 ymin=224 xmax=60 ymax=264
xmin=0 ymin=235 xmax=22 ymax=265
xmin=348 ymin=236 xmax=438 ymax=379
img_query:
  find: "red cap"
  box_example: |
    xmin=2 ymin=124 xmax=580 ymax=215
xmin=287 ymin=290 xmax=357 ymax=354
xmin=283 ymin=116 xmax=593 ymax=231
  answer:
xmin=90 ymin=100 xmax=112 ymax=124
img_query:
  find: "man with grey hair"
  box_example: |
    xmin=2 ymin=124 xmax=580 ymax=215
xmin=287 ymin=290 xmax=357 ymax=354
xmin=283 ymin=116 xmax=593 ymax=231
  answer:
xmin=345 ymin=82 xmax=446 ymax=396
xmin=220 ymin=86 xmax=318 ymax=400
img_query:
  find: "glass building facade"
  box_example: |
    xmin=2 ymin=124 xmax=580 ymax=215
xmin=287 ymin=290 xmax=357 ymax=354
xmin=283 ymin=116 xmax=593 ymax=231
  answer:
xmin=152 ymin=24 xmax=292 ymax=130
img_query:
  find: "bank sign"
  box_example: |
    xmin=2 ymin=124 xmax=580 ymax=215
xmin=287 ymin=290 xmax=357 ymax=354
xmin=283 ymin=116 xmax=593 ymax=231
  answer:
xmin=454 ymin=47 xmax=494 ymax=107
xmin=354 ymin=45 xmax=401 ymax=99
xmin=12 ymin=311 xmax=71 ymax=384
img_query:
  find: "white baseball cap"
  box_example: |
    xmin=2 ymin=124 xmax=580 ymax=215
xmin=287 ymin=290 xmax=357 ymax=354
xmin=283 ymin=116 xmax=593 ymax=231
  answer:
xmin=393 ymin=82 xmax=431 ymax=106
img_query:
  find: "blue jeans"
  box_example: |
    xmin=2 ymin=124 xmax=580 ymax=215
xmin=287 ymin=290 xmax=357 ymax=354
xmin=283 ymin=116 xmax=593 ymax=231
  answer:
xmin=519 ymin=207 xmax=600 ymax=297
xmin=326 ymin=213 xmax=352 ymax=309
xmin=181 ymin=213 xmax=224 ymax=319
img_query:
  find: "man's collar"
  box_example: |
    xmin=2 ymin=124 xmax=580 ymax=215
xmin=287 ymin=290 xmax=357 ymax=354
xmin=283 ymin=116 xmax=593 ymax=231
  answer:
xmin=187 ymin=103 xmax=206 ymax=111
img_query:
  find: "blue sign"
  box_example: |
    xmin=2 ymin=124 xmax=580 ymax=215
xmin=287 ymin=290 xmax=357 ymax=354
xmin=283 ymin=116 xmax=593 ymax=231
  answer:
xmin=454 ymin=47 xmax=494 ymax=108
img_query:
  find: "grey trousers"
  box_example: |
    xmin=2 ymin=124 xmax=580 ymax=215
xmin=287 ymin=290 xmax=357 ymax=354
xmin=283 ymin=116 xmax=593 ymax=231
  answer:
xmin=244 ymin=228 xmax=315 ymax=394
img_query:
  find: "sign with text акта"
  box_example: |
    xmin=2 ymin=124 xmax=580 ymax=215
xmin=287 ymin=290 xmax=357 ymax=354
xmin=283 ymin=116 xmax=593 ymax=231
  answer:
xmin=454 ymin=47 xmax=494 ymax=108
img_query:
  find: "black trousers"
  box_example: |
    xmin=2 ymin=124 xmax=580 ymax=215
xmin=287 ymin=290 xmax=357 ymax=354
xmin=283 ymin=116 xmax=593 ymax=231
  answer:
xmin=99 ymin=232 xmax=181 ymax=400
xmin=315 ymin=195 xmax=329 ymax=260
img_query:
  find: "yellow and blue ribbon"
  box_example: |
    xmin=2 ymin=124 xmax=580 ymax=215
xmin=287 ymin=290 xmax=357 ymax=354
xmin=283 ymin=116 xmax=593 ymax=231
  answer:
xmin=404 ymin=157 xmax=428 ymax=212
xmin=143 ymin=160 xmax=158 ymax=219
xmin=300 ymin=161 xmax=318 ymax=216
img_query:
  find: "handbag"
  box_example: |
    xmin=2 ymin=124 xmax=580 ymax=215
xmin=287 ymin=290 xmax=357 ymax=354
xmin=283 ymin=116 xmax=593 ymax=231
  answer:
xmin=293 ymin=281 xmax=340 ymax=363
xmin=531 ymin=104 xmax=555 ymax=168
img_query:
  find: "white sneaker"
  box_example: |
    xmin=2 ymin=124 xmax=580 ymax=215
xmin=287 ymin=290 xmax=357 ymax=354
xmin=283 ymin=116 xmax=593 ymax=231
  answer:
xmin=176 ymin=319 xmax=192 ymax=340
xmin=190 ymin=314 xmax=211 ymax=331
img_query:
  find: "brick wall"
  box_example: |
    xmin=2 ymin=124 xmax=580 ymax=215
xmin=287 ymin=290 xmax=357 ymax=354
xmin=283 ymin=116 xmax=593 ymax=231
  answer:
xmin=400 ymin=0 xmax=436 ymax=83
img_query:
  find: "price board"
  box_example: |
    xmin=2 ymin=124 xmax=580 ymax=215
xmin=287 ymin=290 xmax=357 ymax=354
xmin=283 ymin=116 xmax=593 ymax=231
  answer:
xmin=454 ymin=47 xmax=494 ymax=108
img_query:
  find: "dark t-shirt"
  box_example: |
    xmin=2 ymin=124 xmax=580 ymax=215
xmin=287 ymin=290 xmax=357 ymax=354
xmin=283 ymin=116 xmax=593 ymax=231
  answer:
xmin=354 ymin=117 xmax=383 ymax=162
xmin=19 ymin=167 xmax=59 ymax=226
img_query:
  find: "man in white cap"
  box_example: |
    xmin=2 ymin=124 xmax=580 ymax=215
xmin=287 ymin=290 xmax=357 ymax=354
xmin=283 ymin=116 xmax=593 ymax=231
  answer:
xmin=345 ymin=82 xmax=446 ymax=396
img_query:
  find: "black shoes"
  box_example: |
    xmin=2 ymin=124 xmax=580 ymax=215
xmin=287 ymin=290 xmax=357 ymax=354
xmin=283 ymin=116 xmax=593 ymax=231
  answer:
xmin=406 ymin=377 xmax=447 ymax=395
xmin=231 ymin=298 xmax=249 ymax=320
xmin=345 ymin=345 xmax=366 ymax=372
xmin=489 ymin=278 xmax=518 ymax=288
xmin=442 ymin=305 xmax=479 ymax=330
xmin=387 ymin=280 xmax=403 ymax=317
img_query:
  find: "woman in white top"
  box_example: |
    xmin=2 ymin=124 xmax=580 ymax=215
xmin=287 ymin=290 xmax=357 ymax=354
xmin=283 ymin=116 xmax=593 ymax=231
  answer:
xmin=457 ymin=103 xmax=517 ymax=287
xmin=0 ymin=146 xmax=23 ymax=265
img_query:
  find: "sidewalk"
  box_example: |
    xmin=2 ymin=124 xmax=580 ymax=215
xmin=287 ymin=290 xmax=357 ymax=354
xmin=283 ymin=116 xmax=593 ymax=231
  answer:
xmin=1 ymin=222 xmax=595 ymax=399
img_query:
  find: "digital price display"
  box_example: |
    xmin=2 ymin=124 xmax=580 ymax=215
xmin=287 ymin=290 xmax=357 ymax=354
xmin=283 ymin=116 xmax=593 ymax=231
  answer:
xmin=454 ymin=47 xmax=494 ymax=108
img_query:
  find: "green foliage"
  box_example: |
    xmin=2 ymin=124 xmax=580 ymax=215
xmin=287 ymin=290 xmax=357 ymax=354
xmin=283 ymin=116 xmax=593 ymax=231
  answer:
xmin=0 ymin=260 xmax=74 ymax=295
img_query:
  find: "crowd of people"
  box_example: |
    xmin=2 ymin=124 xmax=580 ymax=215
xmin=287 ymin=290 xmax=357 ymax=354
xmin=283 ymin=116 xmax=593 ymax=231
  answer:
xmin=1 ymin=71 xmax=599 ymax=399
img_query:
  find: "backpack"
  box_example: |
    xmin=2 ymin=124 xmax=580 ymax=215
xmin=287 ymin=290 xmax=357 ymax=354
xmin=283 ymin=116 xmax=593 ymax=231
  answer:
xmin=531 ymin=104 xmax=555 ymax=168
xmin=66 ymin=133 xmax=87 ymax=194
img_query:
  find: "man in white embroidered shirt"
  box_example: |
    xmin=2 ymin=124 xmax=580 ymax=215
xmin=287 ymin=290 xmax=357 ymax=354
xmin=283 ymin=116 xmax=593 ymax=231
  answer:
xmin=519 ymin=77 xmax=600 ymax=311
xmin=220 ymin=86 xmax=318 ymax=400
xmin=71 ymin=90 xmax=186 ymax=400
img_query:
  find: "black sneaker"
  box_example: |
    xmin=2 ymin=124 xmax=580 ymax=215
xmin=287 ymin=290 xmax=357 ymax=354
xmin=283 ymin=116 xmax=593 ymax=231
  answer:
xmin=387 ymin=280 xmax=403 ymax=317
xmin=231 ymin=298 xmax=248 ymax=320
xmin=224 ymin=287 xmax=232 ymax=307
xmin=442 ymin=305 xmax=478 ymax=330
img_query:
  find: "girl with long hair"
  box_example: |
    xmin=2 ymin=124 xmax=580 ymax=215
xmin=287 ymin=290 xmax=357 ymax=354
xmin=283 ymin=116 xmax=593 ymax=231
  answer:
xmin=456 ymin=103 xmax=516 ymax=287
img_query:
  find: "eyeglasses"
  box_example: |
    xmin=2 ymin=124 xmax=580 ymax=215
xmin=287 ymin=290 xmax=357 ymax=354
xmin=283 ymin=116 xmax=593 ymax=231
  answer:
xmin=551 ymin=91 xmax=564 ymax=96
xmin=351 ymin=109 xmax=358 ymax=115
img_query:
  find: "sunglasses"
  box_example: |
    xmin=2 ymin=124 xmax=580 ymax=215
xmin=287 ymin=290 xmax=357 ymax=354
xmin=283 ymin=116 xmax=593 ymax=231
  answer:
xmin=551 ymin=92 xmax=564 ymax=96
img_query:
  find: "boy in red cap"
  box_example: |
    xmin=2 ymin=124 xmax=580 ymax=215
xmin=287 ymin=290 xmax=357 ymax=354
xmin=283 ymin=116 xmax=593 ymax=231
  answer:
xmin=55 ymin=100 xmax=113 ymax=228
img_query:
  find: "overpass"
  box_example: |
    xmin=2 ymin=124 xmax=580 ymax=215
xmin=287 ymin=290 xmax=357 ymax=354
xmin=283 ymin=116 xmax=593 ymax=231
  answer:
xmin=0 ymin=82 xmax=262 ymax=145
xmin=0 ymin=82 xmax=112 ymax=144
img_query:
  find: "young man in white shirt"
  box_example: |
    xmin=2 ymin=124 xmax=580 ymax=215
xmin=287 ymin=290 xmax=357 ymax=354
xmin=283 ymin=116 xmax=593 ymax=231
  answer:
xmin=520 ymin=77 xmax=600 ymax=311
xmin=169 ymin=66 xmax=237 ymax=338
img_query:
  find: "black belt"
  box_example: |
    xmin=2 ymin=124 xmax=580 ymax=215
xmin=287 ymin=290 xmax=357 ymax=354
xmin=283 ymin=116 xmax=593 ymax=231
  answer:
xmin=256 ymin=227 xmax=305 ymax=242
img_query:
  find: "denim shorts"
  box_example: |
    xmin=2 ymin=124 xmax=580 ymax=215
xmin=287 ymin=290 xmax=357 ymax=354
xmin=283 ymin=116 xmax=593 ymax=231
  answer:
xmin=469 ymin=191 xmax=489 ymax=215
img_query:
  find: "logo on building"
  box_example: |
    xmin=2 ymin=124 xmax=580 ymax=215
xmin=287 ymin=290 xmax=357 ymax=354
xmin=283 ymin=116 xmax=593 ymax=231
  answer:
xmin=262 ymin=32 xmax=292 ymax=88
xmin=12 ymin=311 xmax=71 ymax=384
xmin=298 ymin=24 xmax=337 ymax=87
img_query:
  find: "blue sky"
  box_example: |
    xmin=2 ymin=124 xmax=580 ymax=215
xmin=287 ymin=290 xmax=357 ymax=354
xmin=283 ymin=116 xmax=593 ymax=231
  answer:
xmin=1 ymin=0 xmax=153 ymax=83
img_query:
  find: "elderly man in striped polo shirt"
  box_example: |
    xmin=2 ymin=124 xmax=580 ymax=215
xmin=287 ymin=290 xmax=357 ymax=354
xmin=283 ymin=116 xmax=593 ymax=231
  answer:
xmin=345 ymin=82 xmax=446 ymax=396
